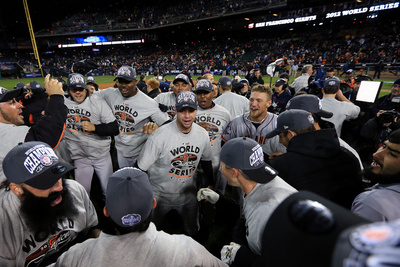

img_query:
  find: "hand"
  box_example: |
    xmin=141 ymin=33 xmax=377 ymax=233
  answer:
xmin=197 ymin=188 xmax=219 ymax=204
xmin=141 ymin=122 xmax=158 ymax=134
xmin=269 ymin=152 xmax=284 ymax=159
xmin=197 ymin=122 xmax=211 ymax=131
xmin=221 ymin=242 xmax=241 ymax=265
xmin=81 ymin=121 xmax=95 ymax=132
xmin=44 ymin=74 xmax=64 ymax=96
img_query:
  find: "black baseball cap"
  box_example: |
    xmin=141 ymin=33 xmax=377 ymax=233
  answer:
xmin=67 ymin=73 xmax=87 ymax=89
xmin=3 ymin=142 xmax=75 ymax=190
xmin=218 ymin=76 xmax=232 ymax=86
xmin=173 ymin=74 xmax=191 ymax=85
xmin=324 ymin=78 xmax=341 ymax=88
xmin=86 ymin=76 xmax=97 ymax=85
xmin=265 ymin=109 xmax=315 ymax=139
xmin=0 ymin=87 xmax=23 ymax=103
xmin=176 ymin=91 xmax=198 ymax=112
xmin=14 ymin=82 xmax=27 ymax=90
xmin=220 ymin=137 xmax=277 ymax=183
xmin=106 ymin=167 xmax=154 ymax=228
xmin=29 ymin=81 xmax=43 ymax=90
xmin=114 ymin=66 xmax=137 ymax=81
xmin=195 ymin=79 xmax=213 ymax=93
xmin=286 ymin=94 xmax=333 ymax=118
xmin=275 ymin=78 xmax=286 ymax=87
xmin=260 ymin=191 xmax=368 ymax=267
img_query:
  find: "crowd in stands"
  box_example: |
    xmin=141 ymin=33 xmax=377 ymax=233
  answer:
xmin=37 ymin=0 xmax=283 ymax=35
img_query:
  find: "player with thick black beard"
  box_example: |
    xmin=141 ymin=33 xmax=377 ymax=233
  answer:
xmin=351 ymin=129 xmax=400 ymax=221
xmin=19 ymin=179 xmax=78 ymax=238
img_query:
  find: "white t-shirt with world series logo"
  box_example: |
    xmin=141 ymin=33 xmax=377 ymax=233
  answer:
xmin=95 ymin=88 xmax=169 ymax=157
xmin=137 ymin=121 xmax=212 ymax=206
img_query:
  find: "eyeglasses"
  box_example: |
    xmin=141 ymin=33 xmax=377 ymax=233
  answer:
xmin=70 ymin=88 xmax=85 ymax=93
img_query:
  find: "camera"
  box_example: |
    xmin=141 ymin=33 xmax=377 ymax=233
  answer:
xmin=377 ymin=110 xmax=400 ymax=124
xmin=232 ymin=80 xmax=244 ymax=93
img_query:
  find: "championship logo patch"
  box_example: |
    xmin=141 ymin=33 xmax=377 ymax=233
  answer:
xmin=118 ymin=67 xmax=132 ymax=77
xmin=23 ymin=144 xmax=58 ymax=174
xmin=121 ymin=214 xmax=141 ymax=226
xmin=249 ymin=144 xmax=263 ymax=167
xmin=70 ymin=74 xmax=85 ymax=85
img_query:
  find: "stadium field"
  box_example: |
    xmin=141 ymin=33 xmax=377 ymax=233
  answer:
xmin=0 ymin=75 xmax=396 ymax=97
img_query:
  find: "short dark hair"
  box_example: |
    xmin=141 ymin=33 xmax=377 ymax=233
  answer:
xmin=323 ymin=85 xmax=339 ymax=94
xmin=388 ymin=129 xmax=400 ymax=144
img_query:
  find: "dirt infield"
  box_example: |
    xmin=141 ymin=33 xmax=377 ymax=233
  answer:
xmin=99 ymin=83 xmax=116 ymax=89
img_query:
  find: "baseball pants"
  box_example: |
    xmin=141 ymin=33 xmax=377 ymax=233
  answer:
xmin=74 ymin=154 xmax=113 ymax=197
xmin=117 ymin=150 xmax=137 ymax=168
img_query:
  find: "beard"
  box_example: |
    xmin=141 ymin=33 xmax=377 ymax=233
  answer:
xmin=0 ymin=108 xmax=24 ymax=126
xmin=362 ymin=166 xmax=400 ymax=185
xmin=20 ymin=180 xmax=78 ymax=237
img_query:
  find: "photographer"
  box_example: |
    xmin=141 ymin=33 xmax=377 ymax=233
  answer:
xmin=245 ymin=69 xmax=264 ymax=86
xmin=370 ymin=78 xmax=400 ymax=117
xmin=360 ymin=109 xmax=400 ymax=165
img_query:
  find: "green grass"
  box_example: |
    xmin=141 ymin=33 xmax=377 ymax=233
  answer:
xmin=0 ymin=75 xmax=396 ymax=97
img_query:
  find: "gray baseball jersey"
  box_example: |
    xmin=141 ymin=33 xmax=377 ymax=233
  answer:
xmin=214 ymin=92 xmax=249 ymax=120
xmin=154 ymin=91 xmax=177 ymax=120
xmin=95 ymin=88 xmax=169 ymax=157
xmin=222 ymin=112 xmax=286 ymax=155
xmin=53 ymin=223 xmax=228 ymax=267
xmin=195 ymin=103 xmax=231 ymax=174
xmin=243 ymin=177 xmax=296 ymax=255
xmin=0 ymin=123 xmax=30 ymax=183
xmin=64 ymin=95 xmax=116 ymax=160
xmin=351 ymin=183 xmax=400 ymax=222
xmin=0 ymin=179 xmax=98 ymax=266
xmin=137 ymin=121 xmax=212 ymax=205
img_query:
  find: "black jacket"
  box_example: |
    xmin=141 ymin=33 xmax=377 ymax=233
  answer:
xmin=267 ymin=129 xmax=363 ymax=209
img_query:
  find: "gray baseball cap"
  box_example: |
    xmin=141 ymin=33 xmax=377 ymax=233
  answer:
xmin=67 ymin=73 xmax=87 ymax=89
xmin=175 ymin=91 xmax=198 ymax=112
xmin=265 ymin=109 xmax=315 ymax=138
xmin=195 ymin=79 xmax=213 ymax=93
xmin=220 ymin=137 xmax=277 ymax=183
xmin=0 ymin=87 xmax=23 ymax=103
xmin=218 ymin=76 xmax=232 ymax=86
xmin=106 ymin=167 xmax=154 ymax=228
xmin=114 ymin=66 xmax=137 ymax=81
xmin=286 ymin=94 xmax=333 ymax=118
xmin=3 ymin=141 xmax=75 ymax=190
xmin=173 ymin=74 xmax=191 ymax=85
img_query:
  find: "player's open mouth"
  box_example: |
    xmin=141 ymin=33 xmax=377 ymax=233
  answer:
xmin=51 ymin=195 xmax=62 ymax=206
xmin=371 ymin=159 xmax=382 ymax=171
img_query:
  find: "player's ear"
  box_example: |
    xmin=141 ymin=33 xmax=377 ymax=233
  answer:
xmin=10 ymin=183 xmax=23 ymax=198
xmin=103 ymin=206 xmax=110 ymax=217
xmin=152 ymin=198 xmax=157 ymax=209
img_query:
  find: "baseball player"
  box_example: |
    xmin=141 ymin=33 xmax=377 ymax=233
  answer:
xmin=135 ymin=91 xmax=214 ymax=237
xmin=222 ymin=84 xmax=286 ymax=157
xmin=63 ymin=73 xmax=118 ymax=197
xmin=214 ymin=76 xmax=249 ymax=120
xmin=95 ymin=66 xmax=169 ymax=167
xmin=198 ymin=137 xmax=296 ymax=266
xmin=154 ymin=73 xmax=192 ymax=120
xmin=0 ymin=141 xmax=98 ymax=266
xmin=0 ymin=75 xmax=67 ymax=183
xmin=194 ymin=79 xmax=231 ymax=193
xmin=53 ymin=167 xmax=228 ymax=267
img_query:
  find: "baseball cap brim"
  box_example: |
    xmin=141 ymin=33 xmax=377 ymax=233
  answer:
xmin=315 ymin=110 xmax=333 ymax=118
xmin=113 ymin=76 xmax=135 ymax=81
xmin=176 ymin=103 xmax=197 ymax=112
xmin=173 ymin=78 xmax=189 ymax=84
xmin=0 ymin=88 xmax=23 ymax=102
xmin=242 ymin=164 xmax=277 ymax=184
xmin=265 ymin=129 xmax=281 ymax=139
xmin=24 ymin=162 xmax=75 ymax=190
